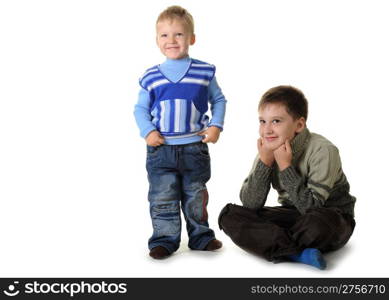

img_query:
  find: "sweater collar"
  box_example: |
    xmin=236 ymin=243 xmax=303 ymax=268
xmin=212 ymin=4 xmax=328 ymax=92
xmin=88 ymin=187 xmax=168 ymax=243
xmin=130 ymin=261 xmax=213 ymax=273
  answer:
xmin=163 ymin=56 xmax=191 ymax=67
xmin=290 ymin=127 xmax=311 ymax=155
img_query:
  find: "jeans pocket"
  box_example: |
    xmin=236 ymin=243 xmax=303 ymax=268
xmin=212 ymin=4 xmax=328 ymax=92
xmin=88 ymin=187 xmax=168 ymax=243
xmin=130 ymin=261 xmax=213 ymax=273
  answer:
xmin=197 ymin=143 xmax=210 ymax=159
xmin=147 ymin=145 xmax=160 ymax=155
xmin=146 ymin=145 xmax=162 ymax=168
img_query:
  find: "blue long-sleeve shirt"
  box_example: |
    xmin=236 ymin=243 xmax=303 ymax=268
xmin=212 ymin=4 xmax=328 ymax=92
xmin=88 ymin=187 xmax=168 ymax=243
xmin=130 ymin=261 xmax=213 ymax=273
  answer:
xmin=134 ymin=56 xmax=227 ymax=145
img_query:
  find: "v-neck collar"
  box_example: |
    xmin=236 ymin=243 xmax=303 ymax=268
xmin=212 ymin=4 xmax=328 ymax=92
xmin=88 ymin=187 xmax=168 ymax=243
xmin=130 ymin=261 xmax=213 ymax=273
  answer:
xmin=157 ymin=57 xmax=192 ymax=84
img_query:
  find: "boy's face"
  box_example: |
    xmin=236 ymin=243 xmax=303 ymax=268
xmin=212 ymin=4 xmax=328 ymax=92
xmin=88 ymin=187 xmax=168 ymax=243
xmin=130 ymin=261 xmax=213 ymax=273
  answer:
xmin=259 ymin=103 xmax=306 ymax=151
xmin=156 ymin=19 xmax=195 ymax=60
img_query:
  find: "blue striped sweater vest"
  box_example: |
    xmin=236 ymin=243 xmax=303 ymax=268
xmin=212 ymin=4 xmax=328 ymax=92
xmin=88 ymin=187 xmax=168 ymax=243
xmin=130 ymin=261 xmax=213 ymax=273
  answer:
xmin=139 ymin=59 xmax=215 ymax=139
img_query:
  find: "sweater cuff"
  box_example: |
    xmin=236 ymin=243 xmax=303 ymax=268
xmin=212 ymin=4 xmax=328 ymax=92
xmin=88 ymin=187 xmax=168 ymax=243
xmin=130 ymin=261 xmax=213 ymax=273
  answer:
xmin=279 ymin=165 xmax=301 ymax=187
xmin=207 ymin=123 xmax=223 ymax=131
xmin=141 ymin=126 xmax=157 ymax=139
xmin=254 ymin=159 xmax=273 ymax=178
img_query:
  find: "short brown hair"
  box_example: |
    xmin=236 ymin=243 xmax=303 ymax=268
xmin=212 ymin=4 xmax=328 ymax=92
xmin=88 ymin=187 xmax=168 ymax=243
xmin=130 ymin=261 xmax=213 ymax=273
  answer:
xmin=259 ymin=85 xmax=308 ymax=121
xmin=156 ymin=5 xmax=194 ymax=35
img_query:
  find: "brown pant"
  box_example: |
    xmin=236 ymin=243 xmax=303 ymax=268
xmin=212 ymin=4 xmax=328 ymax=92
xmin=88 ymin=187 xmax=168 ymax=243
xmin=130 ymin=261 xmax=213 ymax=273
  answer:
xmin=218 ymin=203 xmax=355 ymax=261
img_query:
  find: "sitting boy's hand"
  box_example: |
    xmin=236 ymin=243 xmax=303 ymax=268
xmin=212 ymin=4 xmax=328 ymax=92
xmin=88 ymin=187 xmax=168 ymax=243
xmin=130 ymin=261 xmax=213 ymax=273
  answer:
xmin=145 ymin=130 xmax=165 ymax=147
xmin=258 ymin=138 xmax=275 ymax=167
xmin=198 ymin=126 xmax=221 ymax=143
xmin=274 ymin=139 xmax=292 ymax=171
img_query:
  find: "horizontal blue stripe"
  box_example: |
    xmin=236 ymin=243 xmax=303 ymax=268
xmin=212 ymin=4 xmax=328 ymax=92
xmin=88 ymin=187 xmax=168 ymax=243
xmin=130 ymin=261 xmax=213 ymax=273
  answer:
xmin=141 ymin=75 xmax=166 ymax=89
xmin=187 ymin=69 xmax=214 ymax=77
xmin=184 ymin=74 xmax=212 ymax=81
xmin=191 ymin=66 xmax=214 ymax=71
xmin=142 ymin=72 xmax=163 ymax=82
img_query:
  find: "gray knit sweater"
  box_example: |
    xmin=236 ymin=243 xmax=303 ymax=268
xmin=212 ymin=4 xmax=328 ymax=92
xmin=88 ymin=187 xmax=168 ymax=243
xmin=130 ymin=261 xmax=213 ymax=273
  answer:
xmin=240 ymin=128 xmax=356 ymax=217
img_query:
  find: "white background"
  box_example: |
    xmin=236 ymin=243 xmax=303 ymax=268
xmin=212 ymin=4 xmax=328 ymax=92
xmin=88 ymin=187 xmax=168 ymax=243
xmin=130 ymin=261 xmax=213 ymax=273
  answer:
xmin=1 ymin=0 xmax=388 ymax=277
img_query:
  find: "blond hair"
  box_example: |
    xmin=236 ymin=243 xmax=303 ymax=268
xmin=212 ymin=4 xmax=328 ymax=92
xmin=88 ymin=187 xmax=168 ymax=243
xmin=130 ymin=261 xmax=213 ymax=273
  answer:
xmin=156 ymin=5 xmax=194 ymax=35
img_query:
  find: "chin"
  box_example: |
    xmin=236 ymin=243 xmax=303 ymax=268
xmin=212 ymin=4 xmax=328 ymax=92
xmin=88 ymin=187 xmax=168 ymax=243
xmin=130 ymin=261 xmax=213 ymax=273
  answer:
xmin=270 ymin=140 xmax=286 ymax=150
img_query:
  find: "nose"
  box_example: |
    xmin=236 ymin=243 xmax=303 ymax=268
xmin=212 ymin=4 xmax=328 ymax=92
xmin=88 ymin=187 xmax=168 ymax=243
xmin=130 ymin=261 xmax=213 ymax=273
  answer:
xmin=167 ymin=35 xmax=176 ymax=43
xmin=260 ymin=123 xmax=273 ymax=135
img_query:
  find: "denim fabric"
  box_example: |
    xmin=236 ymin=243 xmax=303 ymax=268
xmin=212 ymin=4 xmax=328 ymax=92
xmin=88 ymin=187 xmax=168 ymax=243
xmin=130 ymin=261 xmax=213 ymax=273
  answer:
xmin=146 ymin=142 xmax=216 ymax=253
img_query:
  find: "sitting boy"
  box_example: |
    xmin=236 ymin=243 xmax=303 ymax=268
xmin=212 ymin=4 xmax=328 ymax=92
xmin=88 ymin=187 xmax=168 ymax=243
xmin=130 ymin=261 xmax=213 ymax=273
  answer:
xmin=218 ymin=86 xmax=356 ymax=269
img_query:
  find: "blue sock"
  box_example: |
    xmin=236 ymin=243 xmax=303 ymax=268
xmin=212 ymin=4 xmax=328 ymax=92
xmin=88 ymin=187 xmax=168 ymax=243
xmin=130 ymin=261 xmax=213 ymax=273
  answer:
xmin=288 ymin=248 xmax=327 ymax=270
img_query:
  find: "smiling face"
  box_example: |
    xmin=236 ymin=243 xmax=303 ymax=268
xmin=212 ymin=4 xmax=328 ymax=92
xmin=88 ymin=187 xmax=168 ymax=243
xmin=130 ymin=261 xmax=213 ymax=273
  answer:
xmin=259 ymin=103 xmax=306 ymax=150
xmin=156 ymin=19 xmax=195 ymax=60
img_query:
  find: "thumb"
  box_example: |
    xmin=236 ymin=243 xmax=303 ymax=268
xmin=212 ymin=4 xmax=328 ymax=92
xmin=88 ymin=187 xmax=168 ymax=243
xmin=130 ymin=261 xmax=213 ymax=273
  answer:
xmin=158 ymin=134 xmax=165 ymax=143
xmin=202 ymin=135 xmax=210 ymax=143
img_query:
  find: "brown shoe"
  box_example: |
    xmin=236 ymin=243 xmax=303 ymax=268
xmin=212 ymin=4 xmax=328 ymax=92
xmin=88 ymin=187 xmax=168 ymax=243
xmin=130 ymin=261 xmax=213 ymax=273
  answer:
xmin=205 ymin=239 xmax=223 ymax=251
xmin=149 ymin=246 xmax=171 ymax=259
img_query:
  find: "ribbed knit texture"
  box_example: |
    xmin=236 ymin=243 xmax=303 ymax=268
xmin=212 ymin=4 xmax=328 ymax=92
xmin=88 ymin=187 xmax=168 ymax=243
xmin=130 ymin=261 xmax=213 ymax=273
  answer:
xmin=134 ymin=57 xmax=227 ymax=145
xmin=139 ymin=59 xmax=215 ymax=138
xmin=239 ymin=159 xmax=273 ymax=210
xmin=240 ymin=128 xmax=356 ymax=216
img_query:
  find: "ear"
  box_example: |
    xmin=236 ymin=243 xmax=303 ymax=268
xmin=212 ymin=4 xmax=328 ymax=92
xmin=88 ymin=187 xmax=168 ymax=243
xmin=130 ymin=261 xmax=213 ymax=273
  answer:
xmin=190 ymin=34 xmax=196 ymax=45
xmin=295 ymin=117 xmax=306 ymax=133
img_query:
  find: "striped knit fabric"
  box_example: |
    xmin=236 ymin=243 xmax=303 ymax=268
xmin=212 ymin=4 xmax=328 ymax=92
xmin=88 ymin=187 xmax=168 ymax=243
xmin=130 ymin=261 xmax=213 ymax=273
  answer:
xmin=139 ymin=59 xmax=215 ymax=139
xmin=240 ymin=128 xmax=356 ymax=217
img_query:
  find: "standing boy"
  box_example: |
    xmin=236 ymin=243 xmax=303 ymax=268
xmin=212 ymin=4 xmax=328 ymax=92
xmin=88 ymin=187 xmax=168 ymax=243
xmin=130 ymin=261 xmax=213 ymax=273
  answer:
xmin=219 ymin=86 xmax=355 ymax=269
xmin=134 ymin=6 xmax=226 ymax=259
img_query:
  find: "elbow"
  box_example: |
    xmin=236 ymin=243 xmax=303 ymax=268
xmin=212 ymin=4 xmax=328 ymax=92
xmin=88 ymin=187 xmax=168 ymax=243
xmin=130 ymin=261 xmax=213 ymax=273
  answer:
xmin=240 ymin=190 xmax=261 ymax=210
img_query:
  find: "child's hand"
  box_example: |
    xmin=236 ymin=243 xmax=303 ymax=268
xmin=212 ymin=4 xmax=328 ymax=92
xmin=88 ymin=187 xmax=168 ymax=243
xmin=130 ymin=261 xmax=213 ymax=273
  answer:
xmin=198 ymin=126 xmax=221 ymax=143
xmin=258 ymin=138 xmax=275 ymax=167
xmin=145 ymin=130 xmax=165 ymax=147
xmin=274 ymin=139 xmax=292 ymax=171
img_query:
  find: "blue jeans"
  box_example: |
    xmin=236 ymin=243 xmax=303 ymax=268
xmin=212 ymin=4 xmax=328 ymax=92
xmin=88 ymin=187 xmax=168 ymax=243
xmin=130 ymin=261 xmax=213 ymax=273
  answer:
xmin=146 ymin=142 xmax=216 ymax=253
